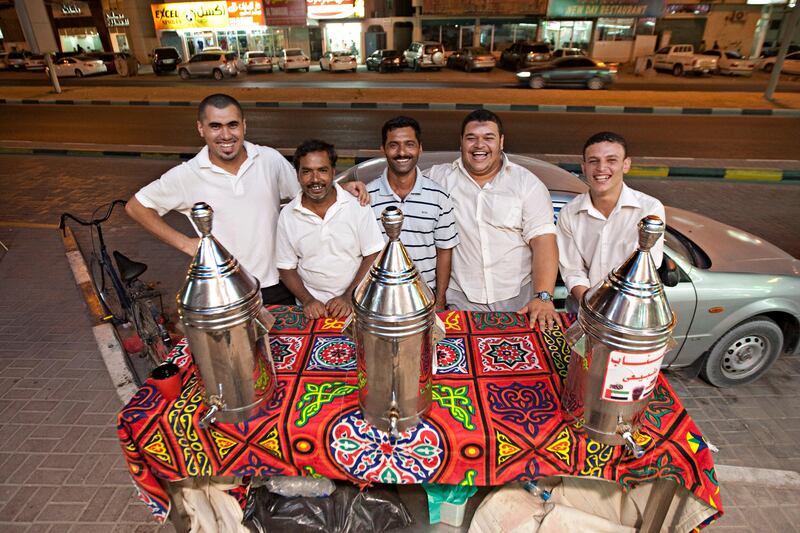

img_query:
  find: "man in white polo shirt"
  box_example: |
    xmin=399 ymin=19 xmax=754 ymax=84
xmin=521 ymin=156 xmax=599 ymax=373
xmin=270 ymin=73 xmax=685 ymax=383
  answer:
xmin=276 ymin=140 xmax=385 ymax=319
xmin=427 ymin=109 xmax=562 ymax=330
xmin=557 ymin=131 xmax=665 ymax=307
xmin=368 ymin=116 xmax=459 ymax=310
xmin=126 ymin=93 xmax=366 ymax=305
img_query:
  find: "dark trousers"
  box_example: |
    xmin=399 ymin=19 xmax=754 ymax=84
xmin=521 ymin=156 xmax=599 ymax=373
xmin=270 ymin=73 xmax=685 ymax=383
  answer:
xmin=261 ymin=281 xmax=295 ymax=306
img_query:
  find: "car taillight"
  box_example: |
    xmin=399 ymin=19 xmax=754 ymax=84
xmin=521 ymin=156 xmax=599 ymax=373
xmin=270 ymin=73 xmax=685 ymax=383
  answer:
xmin=730 ymin=62 xmax=739 ymax=66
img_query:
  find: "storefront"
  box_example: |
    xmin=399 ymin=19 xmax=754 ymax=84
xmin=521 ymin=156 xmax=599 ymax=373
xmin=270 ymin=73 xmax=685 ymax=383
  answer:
xmin=308 ymin=0 xmax=365 ymax=60
xmin=103 ymin=3 xmax=132 ymax=52
xmin=50 ymin=1 xmax=109 ymax=53
xmin=420 ymin=18 xmax=543 ymax=53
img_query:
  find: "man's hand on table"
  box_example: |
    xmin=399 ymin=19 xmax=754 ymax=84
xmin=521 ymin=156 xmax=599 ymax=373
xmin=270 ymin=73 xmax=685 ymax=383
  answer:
xmin=340 ymin=181 xmax=370 ymax=206
xmin=517 ymin=299 xmax=563 ymax=331
xmin=326 ymin=295 xmax=353 ymax=318
xmin=302 ymin=298 xmax=327 ymax=320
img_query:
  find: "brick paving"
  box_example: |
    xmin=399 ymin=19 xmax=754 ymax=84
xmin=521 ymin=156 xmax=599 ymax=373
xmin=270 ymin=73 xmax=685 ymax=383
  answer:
xmin=1 ymin=148 xmax=798 ymax=531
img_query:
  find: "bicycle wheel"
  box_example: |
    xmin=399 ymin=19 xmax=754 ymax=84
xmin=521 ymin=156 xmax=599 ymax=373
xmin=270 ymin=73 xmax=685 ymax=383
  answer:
xmin=90 ymin=253 xmax=127 ymax=323
xmin=131 ymin=296 xmax=171 ymax=370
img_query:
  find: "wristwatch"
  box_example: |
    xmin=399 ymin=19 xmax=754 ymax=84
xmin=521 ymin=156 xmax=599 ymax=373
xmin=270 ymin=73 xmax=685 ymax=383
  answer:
xmin=534 ymin=291 xmax=553 ymax=302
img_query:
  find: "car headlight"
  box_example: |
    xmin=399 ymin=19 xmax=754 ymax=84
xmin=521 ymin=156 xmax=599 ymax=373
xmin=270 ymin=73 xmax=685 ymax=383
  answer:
xmin=516 ymin=71 xmax=531 ymax=79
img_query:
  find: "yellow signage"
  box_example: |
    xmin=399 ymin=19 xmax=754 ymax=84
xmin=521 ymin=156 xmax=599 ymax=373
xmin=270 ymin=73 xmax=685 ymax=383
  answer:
xmin=151 ymin=2 xmax=229 ymax=30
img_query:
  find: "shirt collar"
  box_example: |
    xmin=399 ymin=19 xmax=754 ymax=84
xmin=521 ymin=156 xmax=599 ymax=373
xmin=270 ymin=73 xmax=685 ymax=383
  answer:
xmin=376 ymin=167 xmax=424 ymax=198
xmin=291 ymin=182 xmax=348 ymax=217
xmin=579 ymin=183 xmax=641 ymax=218
xmin=195 ymin=141 xmax=258 ymax=173
xmin=453 ymin=153 xmax=510 ymax=188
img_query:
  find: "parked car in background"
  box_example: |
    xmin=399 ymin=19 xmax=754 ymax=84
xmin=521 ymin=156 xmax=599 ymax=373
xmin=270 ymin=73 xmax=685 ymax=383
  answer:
xmin=338 ymin=151 xmax=800 ymax=388
xmin=652 ymin=44 xmax=717 ymax=76
xmin=23 ymin=54 xmax=46 ymax=71
xmin=551 ymin=48 xmax=586 ymax=59
xmin=699 ymin=50 xmax=755 ymax=76
xmin=151 ymin=47 xmax=181 ymax=75
xmin=243 ymin=51 xmax=272 ymax=73
xmin=499 ymin=41 xmax=551 ymax=70
xmin=759 ymin=51 xmax=800 ymax=75
xmin=46 ymin=55 xmax=107 ymax=77
xmin=403 ymin=41 xmax=446 ymax=71
xmin=178 ymin=51 xmax=238 ymax=80
xmin=319 ymin=51 xmax=357 ymax=72
xmin=0 ymin=52 xmax=9 ymax=70
xmin=366 ymin=49 xmax=403 ymax=72
xmin=278 ymin=48 xmax=310 ymax=71
xmin=516 ymin=56 xmax=616 ymax=89
xmin=446 ymin=47 xmax=496 ymax=72
xmin=5 ymin=51 xmax=32 ymax=70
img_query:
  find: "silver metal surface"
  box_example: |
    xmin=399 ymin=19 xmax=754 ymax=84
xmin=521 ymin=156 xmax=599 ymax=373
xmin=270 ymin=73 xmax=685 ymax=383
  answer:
xmin=346 ymin=206 xmax=443 ymax=434
xmin=177 ymin=202 xmax=276 ymax=425
xmin=562 ymin=216 xmax=676 ymax=450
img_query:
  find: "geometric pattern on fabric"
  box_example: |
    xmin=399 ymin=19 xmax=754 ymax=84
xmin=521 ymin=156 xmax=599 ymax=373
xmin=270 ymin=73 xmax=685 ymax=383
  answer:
xmin=117 ymin=307 xmax=722 ymax=529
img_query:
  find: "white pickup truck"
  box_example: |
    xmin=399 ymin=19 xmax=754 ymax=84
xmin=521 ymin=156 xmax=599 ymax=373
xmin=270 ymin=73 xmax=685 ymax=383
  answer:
xmin=652 ymin=44 xmax=717 ymax=76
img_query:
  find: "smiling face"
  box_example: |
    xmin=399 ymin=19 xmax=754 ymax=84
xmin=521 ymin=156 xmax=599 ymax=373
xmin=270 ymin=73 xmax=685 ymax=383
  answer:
xmin=461 ymin=120 xmax=505 ymax=181
xmin=297 ymin=150 xmax=335 ymax=203
xmin=382 ymin=126 xmax=422 ymax=179
xmin=196 ymin=104 xmax=246 ymax=167
xmin=581 ymin=140 xmax=631 ymax=200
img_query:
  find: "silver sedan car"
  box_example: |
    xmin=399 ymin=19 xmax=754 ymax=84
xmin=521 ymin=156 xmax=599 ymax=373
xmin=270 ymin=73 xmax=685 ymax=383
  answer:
xmin=337 ymin=152 xmax=800 ymax=387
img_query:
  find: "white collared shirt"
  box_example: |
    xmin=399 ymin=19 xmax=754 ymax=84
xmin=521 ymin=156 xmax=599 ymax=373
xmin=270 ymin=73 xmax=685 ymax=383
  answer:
xmin=135 ymin=141 xmax=299 ymax=288
xmin=427 ymin=155 xmax=556 ymax=304
xmin=368 ymin=168 xmax=459 ymax=291
xmin=557 ymin=184 xmax=665 ymax=293
xmin=275 ymin=183 xmax=385 ymax=303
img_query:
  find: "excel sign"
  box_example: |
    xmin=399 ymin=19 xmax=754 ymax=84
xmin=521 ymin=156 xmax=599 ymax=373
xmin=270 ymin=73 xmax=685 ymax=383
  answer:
xmin=151 ymin=1 xmax=229 ymax=30
xmin=547 ymin=0 xmax=665 ymax=17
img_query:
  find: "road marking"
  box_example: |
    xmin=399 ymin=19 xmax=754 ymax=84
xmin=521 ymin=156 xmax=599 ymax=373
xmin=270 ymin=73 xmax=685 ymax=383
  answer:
xmin=628 ymin=166 xmax=669 ymax=177
xmin=724 ymin=169 xmax=782 ymax=181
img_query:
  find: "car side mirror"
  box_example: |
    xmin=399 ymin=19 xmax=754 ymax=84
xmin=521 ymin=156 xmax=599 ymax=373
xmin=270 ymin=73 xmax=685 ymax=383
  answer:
xmin=658 ymin=256 xmax=680 ymax=287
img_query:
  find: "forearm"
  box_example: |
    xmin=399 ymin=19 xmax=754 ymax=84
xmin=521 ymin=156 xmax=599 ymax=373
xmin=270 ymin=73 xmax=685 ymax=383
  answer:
xmin=278 ymin=269 xmax=314 ymax=304
xmin=570 ymin=285 xmax=589 ymax=301
xmin=125 ymin=196 xmax=197 ymax=256
xmin=531 ymin=234 xmax=558 ymax=294
xmin=435 ymin=247 xmax=453 ymax=302
xmin=347 ymin=253 xmax=378 ymax=294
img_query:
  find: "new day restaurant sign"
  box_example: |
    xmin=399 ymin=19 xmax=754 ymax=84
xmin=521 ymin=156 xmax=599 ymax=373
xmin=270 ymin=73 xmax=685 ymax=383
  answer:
xmin=547 ymin=0 xmax=665 ymax=18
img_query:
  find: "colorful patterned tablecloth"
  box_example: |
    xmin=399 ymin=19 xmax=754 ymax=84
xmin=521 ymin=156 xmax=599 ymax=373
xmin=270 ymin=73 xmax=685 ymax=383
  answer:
xmin=118 ymin=307 xmax=723 ymax=527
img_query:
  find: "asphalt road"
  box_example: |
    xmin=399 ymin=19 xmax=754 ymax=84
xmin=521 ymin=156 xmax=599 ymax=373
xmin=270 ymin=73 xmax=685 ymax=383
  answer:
xmin=3 ymin=104 xmax=800 ymax=160
xmin=3 ymin=67 xmax=800 ymax=92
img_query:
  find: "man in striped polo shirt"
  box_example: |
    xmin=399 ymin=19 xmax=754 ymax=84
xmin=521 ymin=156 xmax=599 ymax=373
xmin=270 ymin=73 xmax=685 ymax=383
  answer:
xmin=368 ymin=116 xmax=459 ymax=310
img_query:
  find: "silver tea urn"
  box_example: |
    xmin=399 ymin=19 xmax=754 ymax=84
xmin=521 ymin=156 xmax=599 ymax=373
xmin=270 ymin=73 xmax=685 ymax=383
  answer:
xmin=177 ymin=202 xmax=276 ymax=427
xmin=562 ymin=216 xmax=676 ymax=457
xmin=345 ymin=207 xmax=445 ymax=437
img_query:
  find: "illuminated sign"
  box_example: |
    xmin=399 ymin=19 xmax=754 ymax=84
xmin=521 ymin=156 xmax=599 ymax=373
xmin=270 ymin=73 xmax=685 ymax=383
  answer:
xmin=264 ymin=0 xmax=307 ymax=25
xmin=105 ymin=10 xmax=130 ymax=27
xmin=307 ymin=0 xmax=364 ymax=19
xmin=227 ymin=1 xmax=266 ymax=26
xmin=151 ymin=2 xmax=229 ymax=30
xmin=548 ymin=0 xmax=665 ymax=17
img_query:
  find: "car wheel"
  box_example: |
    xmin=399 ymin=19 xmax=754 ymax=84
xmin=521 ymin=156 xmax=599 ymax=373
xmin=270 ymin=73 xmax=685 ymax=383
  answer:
xmin=466 ymin=63 xmax=473 ymax=73
xmin=529 ymin=75 xmax=545 ymax=89
xmin=587 ymin=76 xmax=604 ymax=90
xmin=701 ymin=318 xmax=783 ymax=387
xmin=231 ymin=70 xmax=238 ymax=77
xmin=379 ymin=64 xmax=386 ymax=73
xmin=212 ymin=69 xmax=223 ymax=80
xmin=75 ymin=69 xmax=83 ymax=78
xmin=179 ymin=68 xmax=190 ymax=80
xmin=672 ymin=63 xmax=684 ymax=76
xmin=414 ymin=59 xmax=421 ymax=72
xmin=764 ymin=63 xmax=774 ymax=73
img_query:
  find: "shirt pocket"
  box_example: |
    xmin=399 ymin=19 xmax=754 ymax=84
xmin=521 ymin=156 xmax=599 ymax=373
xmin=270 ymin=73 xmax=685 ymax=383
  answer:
xmin=482 ymin=193 xmax=522 ymax=231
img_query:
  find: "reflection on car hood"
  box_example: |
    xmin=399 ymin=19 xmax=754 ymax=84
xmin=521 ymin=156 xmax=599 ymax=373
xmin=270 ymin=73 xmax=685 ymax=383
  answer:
xmin=666 ymin=206 xmax=800 ymax=276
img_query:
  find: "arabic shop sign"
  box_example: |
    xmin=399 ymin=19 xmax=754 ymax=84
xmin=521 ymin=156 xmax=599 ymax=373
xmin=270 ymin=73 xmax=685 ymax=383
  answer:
xmin=263 ymin=0 xmax=307 ymax=25
xmin=307 ymin=0 xmax=364 ymax=19
xmin=547 ymin=0 xmax=665 ymax=18
xmin=151 ymin=2 xmax=229 ymax=30
xmin=105 ymin=10 xmax=130 ymax=27
xmin=227 ymin=1 xmax=266 ymax=26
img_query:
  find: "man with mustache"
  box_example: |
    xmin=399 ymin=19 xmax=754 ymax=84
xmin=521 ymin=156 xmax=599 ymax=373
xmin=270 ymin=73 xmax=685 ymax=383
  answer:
xmin=557 ymin=131 xmax=664 ymax=307
xmin=368 ymin=116 xmax=459 ymax=310
xmin=276 ymin=140 xmax=384 ymax=319
xmin=427 ymin=109 xmax=562 ymax=330
xmin=126 ymin=93 xmax=367 ymax=305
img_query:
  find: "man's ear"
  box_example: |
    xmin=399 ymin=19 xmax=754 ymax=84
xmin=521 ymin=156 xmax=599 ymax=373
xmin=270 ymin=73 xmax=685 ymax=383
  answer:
xmin=196 ymin=121 xmax=204 ymax=138
xmin=242 ymin=117 xmax=247 ymax=136
xmin=623 ymin=156 xmax=632 ymax=174
xmin=380 ymin=144 xmax=386 ymax=156
xmin=499 ymin=134 xmax=505 ymax=152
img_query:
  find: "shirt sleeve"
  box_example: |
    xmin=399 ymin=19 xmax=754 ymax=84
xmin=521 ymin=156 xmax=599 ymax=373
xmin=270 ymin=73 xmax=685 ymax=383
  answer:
xmin=434 ymin=191 xmax=459 ymax=249
xmin=521 ymin=177 xmax=557 ymax=242
xmin=358 ymin=204 xmax=387 ymax=256
xmin=134 ymin=165 xmax=190 ymax=216
xmin=274 ymin=150 xmax=301 ymax=201
xmin=556 ymin=206 xmax=591 ymax=293
xmin=274 ymin=212 xmax=299 ymax=270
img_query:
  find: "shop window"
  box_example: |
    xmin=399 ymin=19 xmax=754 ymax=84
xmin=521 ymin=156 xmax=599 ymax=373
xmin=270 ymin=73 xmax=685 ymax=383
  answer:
xmin=543 ymin=20 xmax=592 ymax=50
xmin=666 ymin=4 xmax=710 ymax=15
xmin=493 ymin=23 xmax=538 ymax=51
xmin=636 ymin=18 xmax=656 ymax=35
xmin=597 ymin=18 xmax=635 ymax=41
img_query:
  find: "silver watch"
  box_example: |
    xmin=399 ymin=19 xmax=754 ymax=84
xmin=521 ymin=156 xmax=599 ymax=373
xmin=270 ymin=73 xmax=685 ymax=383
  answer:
xmin=535 ymin=291 xmax=553 ymax=302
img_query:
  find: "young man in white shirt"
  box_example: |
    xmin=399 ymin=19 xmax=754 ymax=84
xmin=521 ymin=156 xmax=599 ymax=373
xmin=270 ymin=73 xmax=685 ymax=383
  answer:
xmin=557 ymin=131 xmax=665 ymax=307
xmin=427 ymin=109 xmax=562 ymax=331
xmin=126 ymin=93 xmax=367 ymax=305
xmin=276 ymin=140 xmax=384 ymax=319
xmin=368 ymin=116 xmax=459 ymax=310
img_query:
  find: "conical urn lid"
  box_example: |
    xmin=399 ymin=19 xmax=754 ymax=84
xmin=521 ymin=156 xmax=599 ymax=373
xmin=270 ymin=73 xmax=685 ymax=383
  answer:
xmin=353 ymin=207 xmax=435 ymax=320
xmin=177 ymin=202 xmax=262 ymax=329
xmin=578 ymin=215 xmax=676 ymax=351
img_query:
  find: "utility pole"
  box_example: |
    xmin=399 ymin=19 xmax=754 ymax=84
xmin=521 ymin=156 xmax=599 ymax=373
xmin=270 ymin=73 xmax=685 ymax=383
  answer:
xmin=765 ymin=4 xmax=800 ymax=100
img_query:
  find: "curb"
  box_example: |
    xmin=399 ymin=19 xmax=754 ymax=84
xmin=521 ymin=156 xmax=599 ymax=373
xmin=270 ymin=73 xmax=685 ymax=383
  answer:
xmin=2 ymin=97 xmax=800 ymax=116
xmin=2 ymin=144 xmax=798 ymax=182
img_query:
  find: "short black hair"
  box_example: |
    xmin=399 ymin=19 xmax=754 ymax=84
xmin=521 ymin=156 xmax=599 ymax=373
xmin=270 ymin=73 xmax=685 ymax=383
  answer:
xmin=460 ymin=109 xmax=504 ymax=137
xmin=583 ymin=131 xmax=628 ymax=159
xmin=381 ymin=116 xmax=421 ymax=145
xmin=197 ymin=93 xmax=243 ymax=122
xmin=293 ymin=139 xmax=337 ymax=170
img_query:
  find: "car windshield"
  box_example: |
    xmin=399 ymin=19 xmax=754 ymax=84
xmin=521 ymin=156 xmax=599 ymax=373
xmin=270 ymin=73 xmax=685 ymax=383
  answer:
xmin=468 ymin=47 xmax=490 ymax=55
xmin=248 ymin=52 xmax=266 ymax=58
xmin=332 ymin=52 xmax=351 ymax=57
xmin=724 ymin=51 xmax=743 ymax=59
xmin=382 ymin=50 xmax=398 ymax=57
xmin=523 ymin=44 xmax=550 ymax=53
xmin=156 ymin=49 xmax=179 ymax=58
xmin=286 ymin=49 xmax=304 ymax=56
xmin=664 ymin=226 xmax=712 ymax=269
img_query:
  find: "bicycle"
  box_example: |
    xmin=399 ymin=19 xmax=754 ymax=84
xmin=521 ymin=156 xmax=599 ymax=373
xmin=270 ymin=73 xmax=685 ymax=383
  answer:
xmin=60 ymin=200 xmax=173 ymax=385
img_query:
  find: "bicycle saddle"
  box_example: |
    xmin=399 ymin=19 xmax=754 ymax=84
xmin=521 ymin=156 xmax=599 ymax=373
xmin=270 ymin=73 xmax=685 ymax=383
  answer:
xmin=113 ymin=251 xmax=148 ymax=283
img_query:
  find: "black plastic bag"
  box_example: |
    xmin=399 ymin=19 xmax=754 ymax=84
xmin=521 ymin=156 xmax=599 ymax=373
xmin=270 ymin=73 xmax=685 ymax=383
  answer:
xmin=244 ymin=481 xmax=413 ymax=533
